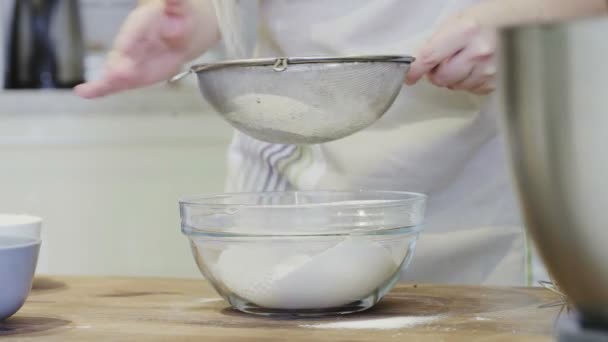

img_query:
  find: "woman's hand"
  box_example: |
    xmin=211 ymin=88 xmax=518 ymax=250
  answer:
xmin=74 ymin=0 xmax=219 ymax=99
xmin=405 ymin=14 xmax=497 ymax=95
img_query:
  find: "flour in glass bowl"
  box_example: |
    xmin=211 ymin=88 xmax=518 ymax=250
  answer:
xmin=216 ymin=237 xmax=399 ymax=309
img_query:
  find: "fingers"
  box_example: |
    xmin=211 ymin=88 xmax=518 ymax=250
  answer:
xmin=427 ymin=50 xmax=474 ymax=87
xmin=73 ymin=53 xmax=139 ymax=98
xmin=450 ymin=59 xmax=496 ymax=92
xmin=427 ymin=33 xmax=496 ymax=89
xmin=406 ymin=20 xmax=481 ymax=85
xmin=435 ymin=31 xmax=496 ymax=93
xmin=470 ymin=82 xmax=495 ymax=95
xmin=74 ymin=80 xmax=114 ymax=99
xmin=73 ymin=74 xmax=130 ymax=99
xmin=406 ymin=21 xmax=498 ymax=94
xmin=73 ymin=72 xmax=136 ymax=99
xmin=73 ymin=1 xmax=192 ymax=99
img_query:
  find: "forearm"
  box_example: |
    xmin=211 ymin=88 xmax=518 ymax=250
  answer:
xmin=460 ymin=0 xmax=608 ymax=28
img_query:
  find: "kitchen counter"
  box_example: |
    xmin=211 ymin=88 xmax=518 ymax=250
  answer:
xmin=0 ymin=86 xmax=231 ymax=146
xmin=1 ymin=276 xmax=562 ymax=341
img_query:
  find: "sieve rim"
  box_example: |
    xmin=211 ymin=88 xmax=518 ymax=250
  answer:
xmin=189 ymin=55 xmax=415 ymax=73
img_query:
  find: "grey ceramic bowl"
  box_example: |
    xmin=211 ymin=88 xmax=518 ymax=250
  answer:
xmin=0 ymin=235 xmax=40 ymax=320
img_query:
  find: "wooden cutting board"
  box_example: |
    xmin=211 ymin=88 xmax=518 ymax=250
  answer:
xmin=0 ymin=276 xmax=562 ymax=341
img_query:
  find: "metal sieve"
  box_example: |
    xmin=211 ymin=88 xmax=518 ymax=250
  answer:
xmin=173 ymin=55 xmax=414 ymax=145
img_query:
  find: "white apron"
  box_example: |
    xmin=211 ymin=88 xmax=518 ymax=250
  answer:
xmin=223 ymin=0 xmax=542 ymax=286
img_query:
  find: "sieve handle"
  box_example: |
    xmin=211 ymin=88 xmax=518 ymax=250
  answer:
xmin=168 ymin=70 xmax=193 ymax=84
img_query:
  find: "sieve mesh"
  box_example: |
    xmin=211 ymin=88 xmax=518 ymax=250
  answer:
xmin=190 ymin=56 xmax=414 ymax=144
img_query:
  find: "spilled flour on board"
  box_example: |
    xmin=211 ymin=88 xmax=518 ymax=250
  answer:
xmin=198 ymin=298 xmax=224 ymax=304
xmin=300 ymin=316 xmax=442 ymax=330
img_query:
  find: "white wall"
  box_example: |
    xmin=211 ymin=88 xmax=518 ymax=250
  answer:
xmin=0 ymin=0 xmax=237 ymax=278
xmin=0 ymin=86 xmax=234 ymax=277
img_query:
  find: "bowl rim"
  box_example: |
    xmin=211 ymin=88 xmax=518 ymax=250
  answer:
xmin=0 ymin=235 xmax=41 ymax=251
xmin=179 ymin=190 xmax=427 ymax=209
xmin=189 ymin=55 xmax=415 ymax=73
xmin=182 ymin=225 xmax=423 ymax=238
xmin=0 ymin=214 xmax=42 ymax=227
xmin=180 ymin=190 xmax=426 ymax=237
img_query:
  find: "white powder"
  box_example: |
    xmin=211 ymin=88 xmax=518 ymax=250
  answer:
xmin=211 ymin=0 xmax=247 ymax=59
xmin=217 ymin=237 xmax=398 ymax=309
xmin=225 ymin=94 xmax=327 ymax=136
xmin=300 ymin=316 xmax=441 ymax=330
xmin=223 ymin=93 xmax=377 ymax=143
xmin=198 ymin=298 xmax=223 ymax=304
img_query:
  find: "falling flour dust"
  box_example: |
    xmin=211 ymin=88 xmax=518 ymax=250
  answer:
xmin=211 ymin=0 xmax=248 ymax=59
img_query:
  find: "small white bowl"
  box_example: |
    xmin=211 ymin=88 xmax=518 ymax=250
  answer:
xmin=0 ymin=214 xmax=42 ymax=239
xmin=0 ymin=214 xmax=42 ymax=320
xmin=0 ymin=236 xmax=40 ymax=320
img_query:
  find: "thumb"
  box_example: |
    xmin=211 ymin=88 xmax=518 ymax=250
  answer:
xmin=405 ymin=42 xmax=434 ymax=85
xmin=406 ymin=21 xmax=480 ymax=85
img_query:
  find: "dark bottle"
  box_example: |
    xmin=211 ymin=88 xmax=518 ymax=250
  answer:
xmin=5 ymin=0 xmax=85 ymax=89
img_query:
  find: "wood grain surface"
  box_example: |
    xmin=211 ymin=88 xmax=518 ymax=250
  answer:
xmin=0 ymin=276 xmax=562 ymax=341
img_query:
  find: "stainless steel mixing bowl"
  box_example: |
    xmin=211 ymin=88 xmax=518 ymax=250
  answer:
xmin=501 ymin=17 xmax=608 ymax=325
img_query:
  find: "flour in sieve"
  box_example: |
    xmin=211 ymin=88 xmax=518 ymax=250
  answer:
xmin=223 ymin=94 xmax=331 ymax=136
xmin=217 ymin=237 xmax=398 ymax=309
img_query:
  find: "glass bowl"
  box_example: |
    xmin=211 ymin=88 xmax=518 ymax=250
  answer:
xmin=180 ymin=190 xmax=426 ymax=317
